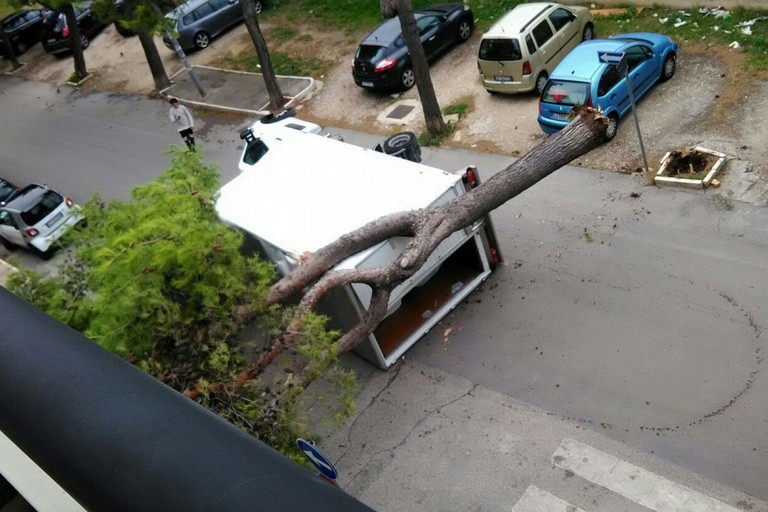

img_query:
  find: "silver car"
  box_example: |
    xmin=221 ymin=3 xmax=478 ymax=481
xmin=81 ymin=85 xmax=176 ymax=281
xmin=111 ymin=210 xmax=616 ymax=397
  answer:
xmin=162 ymin=0 xmax=263 ymax=51
xmin=0 ymin=184 xmax=84 ymax=259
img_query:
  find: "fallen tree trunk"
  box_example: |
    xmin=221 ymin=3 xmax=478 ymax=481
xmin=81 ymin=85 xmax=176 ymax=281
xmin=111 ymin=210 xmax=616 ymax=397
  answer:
xmin=239 ymin=107 xmax=607 ymax=380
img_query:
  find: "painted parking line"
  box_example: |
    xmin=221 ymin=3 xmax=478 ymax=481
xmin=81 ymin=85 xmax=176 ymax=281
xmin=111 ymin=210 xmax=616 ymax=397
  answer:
xmin=552 ymin=438 xmax=740 ymax=512
xmin=511 ymin=485 xmax=586 ymax=512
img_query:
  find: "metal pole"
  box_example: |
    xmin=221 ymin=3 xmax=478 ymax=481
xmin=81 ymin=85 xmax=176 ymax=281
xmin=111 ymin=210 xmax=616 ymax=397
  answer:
xmin=171 ymin=38 xmax=206 ymax=98
xmin=623 ymin=70 xmax=649 ymax=174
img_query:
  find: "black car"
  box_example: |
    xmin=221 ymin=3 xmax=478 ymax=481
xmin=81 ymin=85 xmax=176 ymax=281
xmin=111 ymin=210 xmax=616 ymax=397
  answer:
xmin=0 ymin=9 xmax=46 ymax=55
xmin=41 ymin=1 xmax=106 ymax=55
xmin=0 ymin=178 xmax=20 ymax=206
xmin=352 ymin=3 xmax=473 ymax=92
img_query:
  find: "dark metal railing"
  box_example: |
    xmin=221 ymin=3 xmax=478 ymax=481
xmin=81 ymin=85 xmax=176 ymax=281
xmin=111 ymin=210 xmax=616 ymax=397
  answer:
xmin=0 ymin=288 xmax=374 ymax=512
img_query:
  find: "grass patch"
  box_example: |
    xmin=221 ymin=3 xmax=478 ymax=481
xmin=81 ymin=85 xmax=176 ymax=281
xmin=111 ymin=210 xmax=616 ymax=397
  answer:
xmin=418 ymin=123 xmax=454 ymax=147
xmin=594 ymin=5 xmax=768 ymax=71
xmin=443 ymin=96 xmax=474 ymax=119
xmin=267 ymin=26 xmax=299 ymax=44
xmin=224 ymin=51 xmax=332 ymax=78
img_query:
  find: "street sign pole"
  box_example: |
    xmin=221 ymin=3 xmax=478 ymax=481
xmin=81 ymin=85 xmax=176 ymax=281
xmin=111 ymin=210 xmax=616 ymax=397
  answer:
xmin=597 ymin=50 xmax=649 ymax=175
xmin=623 ymin=71 xmax=650 ymax=175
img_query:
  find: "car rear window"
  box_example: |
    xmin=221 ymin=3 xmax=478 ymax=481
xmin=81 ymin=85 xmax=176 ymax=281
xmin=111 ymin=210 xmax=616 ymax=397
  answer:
xmin=542 ymin=80 xmax=590 ymax=106
xmin=355 ymin=45 xmax=387 ymax=64
xmin=21 ymin=190 xmax=63 ymax=226
xmin=478 ymin=38 xmax=521 ymax=61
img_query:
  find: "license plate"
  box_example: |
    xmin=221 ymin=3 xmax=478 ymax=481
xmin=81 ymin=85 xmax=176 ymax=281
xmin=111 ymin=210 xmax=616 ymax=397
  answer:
xmin=45 ymin=212 xmax=63 ymax=228
xmin=47 ymin=39 xmax=56 ymax=43
xmin=361 ymin=81 xmax=374 ymax=87
xmin=552 ymin=112 xmax=569 ymax=121
xmin=494 ymin=75 xmax=512 ymax=82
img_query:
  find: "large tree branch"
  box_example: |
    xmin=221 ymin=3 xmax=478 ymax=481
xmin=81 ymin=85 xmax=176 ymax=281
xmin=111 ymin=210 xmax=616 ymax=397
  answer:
xmin=265 ymin=107 xmax=607 ymax=354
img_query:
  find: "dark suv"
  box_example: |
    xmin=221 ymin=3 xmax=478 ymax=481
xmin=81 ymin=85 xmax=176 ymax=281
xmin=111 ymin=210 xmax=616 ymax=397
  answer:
xmin=41 ymin=1 xmax=105 ymax=55
xmin=0 ymin=9 xmax=46 ymax=55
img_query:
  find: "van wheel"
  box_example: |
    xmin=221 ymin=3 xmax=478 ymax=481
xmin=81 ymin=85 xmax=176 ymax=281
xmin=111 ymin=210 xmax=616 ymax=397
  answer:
xmin=400 ymin=67 xmax=415 ymax=90
xmin=661 ymin=53 xmax=676 ymax=81
xmin=194 ymin=31 xmax=210 ymax=49
xmin=254 ymin=1 xmax=263 ymax=14
xmin=604 ymin=113 xmax=619 ymax=141
xmin=457 ymin=20 xmax=472 ymax=41
xmin=14 ymin=41 xmax=28 ymax=54
xmin=80 ymin=34 xmax=89 ymax=49
xmin=582 ymin=23 xmax=594 ymax=41
xmin=535 ymin=71 xmax=548 ymax=95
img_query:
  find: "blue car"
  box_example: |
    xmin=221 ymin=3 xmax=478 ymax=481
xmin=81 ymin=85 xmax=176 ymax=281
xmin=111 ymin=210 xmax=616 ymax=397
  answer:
xmin=537 ymin=32 xmax=677 ymax=141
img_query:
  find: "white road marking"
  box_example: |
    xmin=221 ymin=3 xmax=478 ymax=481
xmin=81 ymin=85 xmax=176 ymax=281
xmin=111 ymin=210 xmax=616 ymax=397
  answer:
xmin=511 ymin=485 xmax=586 ymax=512
xmin=552 ymin=438 xmax=741 ymax=512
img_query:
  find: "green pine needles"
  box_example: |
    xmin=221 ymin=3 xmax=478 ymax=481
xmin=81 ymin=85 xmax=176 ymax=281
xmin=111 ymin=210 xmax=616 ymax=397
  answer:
xmin=7 ymin=148 xmax=356 ymax=459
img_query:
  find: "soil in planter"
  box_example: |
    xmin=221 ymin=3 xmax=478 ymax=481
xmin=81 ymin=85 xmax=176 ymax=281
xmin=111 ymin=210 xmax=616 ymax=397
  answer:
xmin=662 ymin=149 xmax=715 ymax=180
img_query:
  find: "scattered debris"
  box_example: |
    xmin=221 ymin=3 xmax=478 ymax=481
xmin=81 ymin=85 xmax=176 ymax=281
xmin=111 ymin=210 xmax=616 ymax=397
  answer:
xmin=630 ymin=192 xmax=642 ymax=198
xmin=729 ymin=41 xmax=741 ymax=49
xmin=659 ymin=17 xmax=669 ymax=24
xmin=710 ymin=178 xmax=721 ymax=188
xmin=699 ymin=6 xmax=731 ymax=19
xmin=674 ymin=19 xmax=688 ymax=28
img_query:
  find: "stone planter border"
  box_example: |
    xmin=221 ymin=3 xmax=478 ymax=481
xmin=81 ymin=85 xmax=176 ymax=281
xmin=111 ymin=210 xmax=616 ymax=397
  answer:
xmin=654 ymin=146 xmax=727 ymax=189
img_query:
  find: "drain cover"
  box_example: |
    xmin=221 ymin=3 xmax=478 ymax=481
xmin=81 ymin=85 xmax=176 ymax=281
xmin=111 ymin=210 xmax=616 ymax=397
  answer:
xmin=387 ymin=104 xmax=415 ymax=119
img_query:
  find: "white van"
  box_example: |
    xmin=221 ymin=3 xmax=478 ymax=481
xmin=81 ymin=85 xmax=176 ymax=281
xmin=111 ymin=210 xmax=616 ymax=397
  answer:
xmin=217 ymin=121 xmax=501 ymax=369
xmin=477 ymin=2 xmax=593 ymax=95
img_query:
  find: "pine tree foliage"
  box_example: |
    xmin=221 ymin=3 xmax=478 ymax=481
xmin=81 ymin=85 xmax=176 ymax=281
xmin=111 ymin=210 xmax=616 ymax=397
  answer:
xmin=7 ymin=149 xmax=356 ymax=457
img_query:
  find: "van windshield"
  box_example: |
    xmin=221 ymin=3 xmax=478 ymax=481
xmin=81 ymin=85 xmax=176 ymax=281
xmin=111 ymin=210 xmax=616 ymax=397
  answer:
xmin=479 ymin=38 xmax=521 ymax=61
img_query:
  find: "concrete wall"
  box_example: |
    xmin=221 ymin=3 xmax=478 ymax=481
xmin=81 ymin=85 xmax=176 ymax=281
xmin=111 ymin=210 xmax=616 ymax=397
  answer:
xmin=561 ymin=0 xmax=766 ymax=10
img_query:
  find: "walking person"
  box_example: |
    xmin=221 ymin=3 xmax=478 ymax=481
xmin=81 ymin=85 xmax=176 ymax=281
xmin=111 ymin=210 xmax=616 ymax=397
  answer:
xmin=168 ymin=98 xmax=196 ymax=151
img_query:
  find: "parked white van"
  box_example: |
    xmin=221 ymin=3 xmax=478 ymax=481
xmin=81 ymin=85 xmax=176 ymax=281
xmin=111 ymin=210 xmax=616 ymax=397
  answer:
xmin=477 ymin=2 xmax=593 ymax=95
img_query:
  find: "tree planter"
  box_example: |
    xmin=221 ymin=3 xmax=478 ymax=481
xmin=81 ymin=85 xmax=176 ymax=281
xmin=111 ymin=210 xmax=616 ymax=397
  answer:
xmin=654 ymin=146 xmax=726 ymax=189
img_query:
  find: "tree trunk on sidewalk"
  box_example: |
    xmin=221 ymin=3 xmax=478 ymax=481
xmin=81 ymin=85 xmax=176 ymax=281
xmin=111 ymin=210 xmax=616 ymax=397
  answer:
xmin=241 ymin=0 xmax=285 ymax=112
xmin=61 ymin=3 xmax=88 ymax=80
xmin=264 ymin=107 xmax=608 ymax=354
xmin=137 ymin=27 xmax=171 ymax=91
xmin=381 ymin=0 xmax=445 ymax=136
xmin=1 ymin=29 xmax=22 ymax=70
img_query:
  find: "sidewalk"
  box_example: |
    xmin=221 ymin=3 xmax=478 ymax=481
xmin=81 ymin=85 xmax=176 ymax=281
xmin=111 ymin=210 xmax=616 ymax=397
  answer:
xmin=160 ymin=65 xmax=314 ymax=115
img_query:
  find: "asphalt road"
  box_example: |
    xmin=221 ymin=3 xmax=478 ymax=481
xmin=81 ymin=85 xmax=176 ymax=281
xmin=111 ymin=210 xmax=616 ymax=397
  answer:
xmin=2 ymin=75 xmax=768 ymax=505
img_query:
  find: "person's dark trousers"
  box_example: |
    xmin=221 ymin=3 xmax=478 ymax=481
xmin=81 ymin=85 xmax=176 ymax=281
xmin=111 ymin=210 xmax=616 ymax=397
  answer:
xmin=179 ymin=128 xmax=196 ymax=151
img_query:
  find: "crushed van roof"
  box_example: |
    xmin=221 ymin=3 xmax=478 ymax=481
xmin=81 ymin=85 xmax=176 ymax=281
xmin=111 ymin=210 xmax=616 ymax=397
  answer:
xmin=216 ymin=128 xmax=462 ymax=259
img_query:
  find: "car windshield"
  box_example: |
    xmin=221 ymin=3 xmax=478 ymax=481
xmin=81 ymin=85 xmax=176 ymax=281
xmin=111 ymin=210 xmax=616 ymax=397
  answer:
xmin=542 ymin=80 xmax=590 ymax=106
xmin=356 ymin=44 xmax=387 ymax=64
xmin=479 ymin=38 xmax=521 ymax=61
xmin=0 ymin=182 xmax=16 ymax=202
xmin=20 ymin=190 xmax=63 ymax=226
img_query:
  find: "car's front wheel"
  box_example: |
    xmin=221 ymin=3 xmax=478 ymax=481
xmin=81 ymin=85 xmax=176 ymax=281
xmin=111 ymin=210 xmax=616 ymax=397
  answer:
xmin=661 ymin=53 xmax=676 ymax=81
xmin=582 ymin=23 xmax=594 ymax=41
xmin=457 ymin=20 xmax=472 ymax=41
xmin=400 ymin=67 xmax=415 ymax=90
xmin=604 ymin=113 xmax=619 ymax=141
xmin=194 ymin=31 xmax=210 ymax=49
xmin=535 ymin=71 xmax=548 ymax=95
xmin=254 ymin=1 xmax=263 ymax=14
xmin=14 ymin=40 xmax=28 ymax=54
xmin=80 ymin=34 xmax=89 ymax=49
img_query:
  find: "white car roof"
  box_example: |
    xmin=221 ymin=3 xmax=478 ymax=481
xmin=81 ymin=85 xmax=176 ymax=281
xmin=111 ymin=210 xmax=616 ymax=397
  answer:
xmin=217 ymin=128 xmax=461 ymax=262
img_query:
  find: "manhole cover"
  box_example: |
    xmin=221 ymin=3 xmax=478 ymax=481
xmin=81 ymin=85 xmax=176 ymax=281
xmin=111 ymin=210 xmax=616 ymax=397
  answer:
xmin=387 ymin=104 xmax=415 ymax=119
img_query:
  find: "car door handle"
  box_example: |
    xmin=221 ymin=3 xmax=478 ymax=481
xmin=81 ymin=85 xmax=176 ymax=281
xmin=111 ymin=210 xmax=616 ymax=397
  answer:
xmin=429 ymin=36 xmax=435 ymax=41
xmin=610 ymin=94 xmax=617 ymax=99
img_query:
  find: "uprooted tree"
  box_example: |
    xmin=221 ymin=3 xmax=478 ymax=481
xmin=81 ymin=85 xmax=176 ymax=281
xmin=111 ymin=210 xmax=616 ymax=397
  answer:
xmin=6 ymin=108 xmax=605 ymax=456
xmin=235 ymin=107 xmax=608 ymax=382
